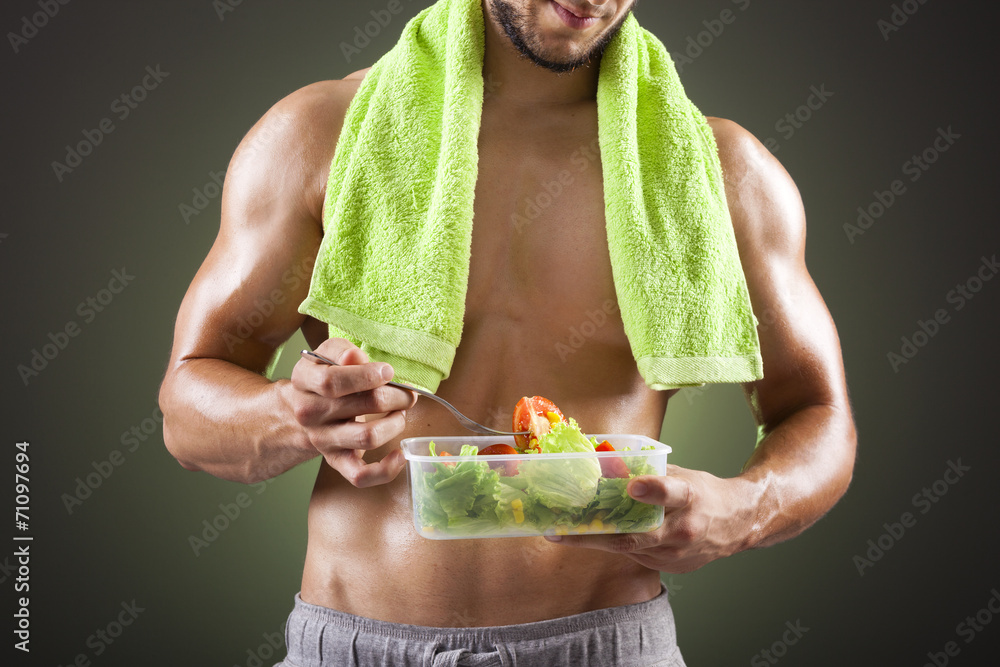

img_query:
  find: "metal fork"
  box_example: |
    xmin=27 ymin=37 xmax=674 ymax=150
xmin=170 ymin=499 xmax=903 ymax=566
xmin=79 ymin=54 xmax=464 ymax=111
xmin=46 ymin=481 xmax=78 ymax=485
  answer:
xmin=300 ymin=350 xmax=529 ymax=436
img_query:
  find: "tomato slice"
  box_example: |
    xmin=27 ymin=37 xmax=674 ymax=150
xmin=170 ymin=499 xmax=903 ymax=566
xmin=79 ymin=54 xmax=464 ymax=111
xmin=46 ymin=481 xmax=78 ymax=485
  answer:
xmin=513 ymin=396 xmax=566 ymax=451
xmin=594 ymin=440 xmax=630 ymax=478
xmin=478 ymin=443 xmax=520 ymax=475
xmin=478 ymin=444 xmax=518 ymax=456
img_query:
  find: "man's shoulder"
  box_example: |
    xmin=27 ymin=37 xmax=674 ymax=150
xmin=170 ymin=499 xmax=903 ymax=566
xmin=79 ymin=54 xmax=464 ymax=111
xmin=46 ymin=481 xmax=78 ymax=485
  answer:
xmin=224 ymin=70 xmax=372 ymax=221
xmin=261 ymin=69 xmax=370 ymax=139
xmin=704 ymin=116 xmax=780 ymax=188
xmin=704 ymin=116 xmax=805 ymax=255
xmin=285 ymin=67 xmax=371 ymax=109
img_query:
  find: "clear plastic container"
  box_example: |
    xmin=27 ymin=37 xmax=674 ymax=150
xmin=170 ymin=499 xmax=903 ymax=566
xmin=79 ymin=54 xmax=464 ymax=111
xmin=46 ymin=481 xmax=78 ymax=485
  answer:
xmin=401 ymin=434 xmax=671 ymax=540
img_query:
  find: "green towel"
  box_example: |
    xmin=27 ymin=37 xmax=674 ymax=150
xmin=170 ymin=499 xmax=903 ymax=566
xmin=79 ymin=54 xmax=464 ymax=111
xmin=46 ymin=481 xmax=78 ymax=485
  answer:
xmin=299 ymin=0 xmax=763 ymax=393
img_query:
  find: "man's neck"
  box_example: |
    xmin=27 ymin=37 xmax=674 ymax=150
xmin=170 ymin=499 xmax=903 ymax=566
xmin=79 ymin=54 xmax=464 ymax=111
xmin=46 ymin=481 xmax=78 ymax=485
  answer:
xmin=481 ymin=3 xmax=600 ymax=108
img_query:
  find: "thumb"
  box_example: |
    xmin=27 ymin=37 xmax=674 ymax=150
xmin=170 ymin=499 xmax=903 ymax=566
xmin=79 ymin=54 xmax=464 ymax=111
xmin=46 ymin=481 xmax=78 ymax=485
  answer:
xmin=627 ymin=475 xmax=691 ymax=509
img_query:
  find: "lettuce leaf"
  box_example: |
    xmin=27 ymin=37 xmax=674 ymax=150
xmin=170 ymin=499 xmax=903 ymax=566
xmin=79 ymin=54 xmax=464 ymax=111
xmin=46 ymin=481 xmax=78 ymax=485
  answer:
xmin=517 ymin=420 xmax=602 ymax=511
xmin=590 ymin=477 xmax=663 ymax=531
xmin=416 ymin=443 xmax=502 ymax=530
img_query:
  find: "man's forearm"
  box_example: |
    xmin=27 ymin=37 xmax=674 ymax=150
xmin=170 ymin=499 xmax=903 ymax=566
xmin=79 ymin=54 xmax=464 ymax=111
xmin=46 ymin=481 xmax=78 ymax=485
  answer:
xmin=159 ymin=358 xmax=316 ymax=484
xmin=738 ymin=402 xmax=856 ymax=550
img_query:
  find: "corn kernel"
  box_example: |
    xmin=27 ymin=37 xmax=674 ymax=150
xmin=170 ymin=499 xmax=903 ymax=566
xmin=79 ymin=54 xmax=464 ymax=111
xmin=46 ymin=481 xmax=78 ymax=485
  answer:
xmin=555 ymin=526 xmax=569 ymax=536
xmin=545 ymin=411 xmax=562 ymax=424
xmin=575 ymin=524 xmax=589 ymax=534
xmin=513 ymin=510 xmax=524 ymax=524
xmin=511 ymin=499 xmax=523 ymax=511
xmin=590 ymin=518 xmax=604 ymax=532
xmin=421 ymin=526 xmax=434 ymax=533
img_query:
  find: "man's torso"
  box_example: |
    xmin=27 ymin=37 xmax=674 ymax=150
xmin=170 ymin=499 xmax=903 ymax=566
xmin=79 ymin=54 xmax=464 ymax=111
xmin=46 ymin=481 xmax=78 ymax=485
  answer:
xmin=297 ymin=78 xmax=676 ymax=626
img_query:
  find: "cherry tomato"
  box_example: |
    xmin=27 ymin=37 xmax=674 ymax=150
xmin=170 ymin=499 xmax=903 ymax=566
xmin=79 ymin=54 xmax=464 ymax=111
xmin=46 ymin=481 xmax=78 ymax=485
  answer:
xmin=513 ymin=396 xmax=566 ymax=451
xmin=478 ymin=443 xmax=520 ymax=475
xmin=478 ymin=444 xmax=519 ymax=456
xmin=595 ymin=440 xmax=630 ymax=478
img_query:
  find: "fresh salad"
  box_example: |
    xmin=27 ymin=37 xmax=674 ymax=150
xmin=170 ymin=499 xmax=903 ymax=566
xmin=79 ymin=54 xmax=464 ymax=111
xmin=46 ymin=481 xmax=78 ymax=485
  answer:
xmin=413 ymin=396 xmax=664 ymax=537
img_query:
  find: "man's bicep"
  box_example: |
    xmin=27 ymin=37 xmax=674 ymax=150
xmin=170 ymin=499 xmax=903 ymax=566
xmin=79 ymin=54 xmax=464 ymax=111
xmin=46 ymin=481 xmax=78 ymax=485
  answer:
xmin=165 ymin=86 xmax=344 ymax=375
xmin=742 ymin=251 xmax=848 ymax=430
xmin=711 ymin=119 xmax=850 ymax=430
xmin=168 ymin=220 xmax=318 ymax=375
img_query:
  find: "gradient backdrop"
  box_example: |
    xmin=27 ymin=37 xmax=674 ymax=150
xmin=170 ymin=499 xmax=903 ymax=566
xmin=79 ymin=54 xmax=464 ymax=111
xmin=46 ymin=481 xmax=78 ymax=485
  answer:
xmin=3 ymin=0 xmax=999 ymax=665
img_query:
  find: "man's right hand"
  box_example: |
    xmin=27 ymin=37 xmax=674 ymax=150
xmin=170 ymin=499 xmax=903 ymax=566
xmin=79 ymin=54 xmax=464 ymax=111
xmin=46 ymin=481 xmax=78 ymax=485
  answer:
xmin=284 ymin=339 xmax=417 ymax=487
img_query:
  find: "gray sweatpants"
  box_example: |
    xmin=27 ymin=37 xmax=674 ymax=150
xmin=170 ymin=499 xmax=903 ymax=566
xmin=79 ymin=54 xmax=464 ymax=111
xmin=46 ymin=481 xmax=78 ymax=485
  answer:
xmin=274 ymin=585 xmax=686 ymax=667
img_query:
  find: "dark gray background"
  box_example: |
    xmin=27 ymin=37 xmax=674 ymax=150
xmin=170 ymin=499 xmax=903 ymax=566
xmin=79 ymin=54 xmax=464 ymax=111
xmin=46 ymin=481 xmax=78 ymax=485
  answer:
xmin=3 ymin=0 xmax=998 ymax=665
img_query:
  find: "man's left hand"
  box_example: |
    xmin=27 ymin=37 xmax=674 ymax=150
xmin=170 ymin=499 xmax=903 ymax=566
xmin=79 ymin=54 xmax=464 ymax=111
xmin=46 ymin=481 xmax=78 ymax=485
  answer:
xmin=544 ymin=465 xmax=757 ymax=573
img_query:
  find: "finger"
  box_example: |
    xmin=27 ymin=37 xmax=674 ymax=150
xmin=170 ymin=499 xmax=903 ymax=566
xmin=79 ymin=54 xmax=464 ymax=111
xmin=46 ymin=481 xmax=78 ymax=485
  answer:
xmin=543 ymin=529 xmax=660 ymax=554
xmin=324 ymin=385 xmax=418 ymax=421
xmin=312 ymin=410 xmax=408 ymax=454
xmin=328 ymin=447 xmax=406 ymax=488
xmin=294 ymin=383 xmax=416 ymax=425
xmin=293 ymin=358 xmax=395 ymax=399
xmin=336 ymin=346 xmax=370 ymax=366
xmin=627 ymin=475 xmax=692 ymax=509
xmin=314 ymin=338 xmax=369 ymax=365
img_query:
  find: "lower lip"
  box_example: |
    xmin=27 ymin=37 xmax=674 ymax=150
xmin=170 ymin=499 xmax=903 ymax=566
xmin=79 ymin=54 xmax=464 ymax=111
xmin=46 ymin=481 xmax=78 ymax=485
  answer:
xmin=551 ymin=1 xmax=599 ymax=30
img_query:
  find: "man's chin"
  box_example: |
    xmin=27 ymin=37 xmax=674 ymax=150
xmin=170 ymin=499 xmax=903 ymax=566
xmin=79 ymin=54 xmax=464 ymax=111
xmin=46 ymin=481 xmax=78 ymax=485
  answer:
xmin=523 ymin=30 xmax=600 ymax=71
xmin=530 ymin=45 xmax=587 ymax=68
xmin=522 ymin=49 xmax=592 ymax=73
